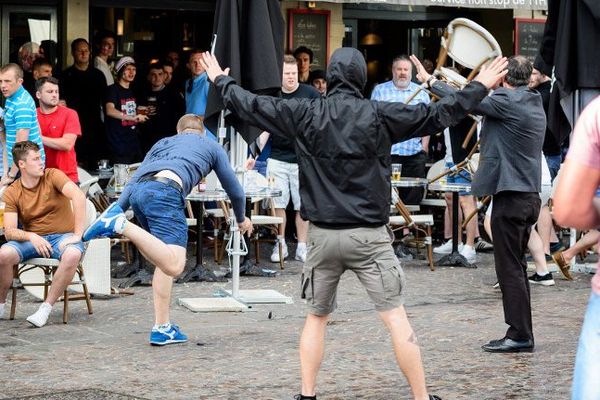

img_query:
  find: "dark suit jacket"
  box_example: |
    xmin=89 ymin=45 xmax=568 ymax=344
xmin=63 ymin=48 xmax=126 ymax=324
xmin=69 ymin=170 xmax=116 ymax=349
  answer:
xmin=432 ymin=82 xmax=546 ymax=197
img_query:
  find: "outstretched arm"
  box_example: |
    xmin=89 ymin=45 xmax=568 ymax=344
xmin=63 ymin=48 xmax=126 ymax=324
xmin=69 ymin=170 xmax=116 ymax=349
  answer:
xmin=201 ymin=52 xmax=302 ymax=140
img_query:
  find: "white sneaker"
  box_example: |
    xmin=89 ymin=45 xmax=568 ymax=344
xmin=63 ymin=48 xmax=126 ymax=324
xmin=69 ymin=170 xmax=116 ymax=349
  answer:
xmin=459 ymin=244 xmax=477 ymax=263
xmin=270 ymin=242 xmax=289 ymax=263
xmin=0 ymin=303 xmax=5 ymax=319
xmin=26 ymin=302 xmax=52 ymax=328
xmin=433 ymin=240 xmax=464 ymax=255
xmin=295 ymin=244 xmax=307 ymax=263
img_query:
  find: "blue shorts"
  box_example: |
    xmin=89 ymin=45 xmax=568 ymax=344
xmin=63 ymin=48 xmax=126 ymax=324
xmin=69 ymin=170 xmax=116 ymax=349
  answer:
xmin=445 ymin=162 xmax=472 ymax=195
xmin=3 ymin=233 xmax=85 ymax=262
xmin=128 ymin=180 xmax=188 ymax=248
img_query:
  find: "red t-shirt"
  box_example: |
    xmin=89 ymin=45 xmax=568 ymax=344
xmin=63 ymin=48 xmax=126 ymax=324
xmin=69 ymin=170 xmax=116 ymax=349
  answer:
xmin=36 ymin=106 xmax=82 ymax=182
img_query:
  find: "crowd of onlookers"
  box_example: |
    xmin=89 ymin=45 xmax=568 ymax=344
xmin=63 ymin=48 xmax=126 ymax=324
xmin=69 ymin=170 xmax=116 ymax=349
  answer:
xmin=0 ymin=32 xmax=328 ymax=185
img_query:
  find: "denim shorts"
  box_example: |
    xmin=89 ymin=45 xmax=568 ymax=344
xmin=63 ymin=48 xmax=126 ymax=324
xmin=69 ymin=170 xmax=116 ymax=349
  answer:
xmin=128 ymin=180 xmax=188 ymax=248
xmin=445 ymin=161 xmax=472 ymax=195
xmin=3 ymin=233 xmax=85 ymax=262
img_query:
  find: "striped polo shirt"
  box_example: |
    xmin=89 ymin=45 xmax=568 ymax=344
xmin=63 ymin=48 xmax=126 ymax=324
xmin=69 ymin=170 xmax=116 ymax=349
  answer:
xmin=3 ymin=86 xmax=45 ymax=166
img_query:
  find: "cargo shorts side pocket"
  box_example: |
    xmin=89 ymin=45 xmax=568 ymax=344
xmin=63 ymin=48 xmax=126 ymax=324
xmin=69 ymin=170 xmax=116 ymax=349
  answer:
xmin=300 ymin=265 xmax=315 ymax=302
xmin=375 ymin=260 xmax=404 ymax=299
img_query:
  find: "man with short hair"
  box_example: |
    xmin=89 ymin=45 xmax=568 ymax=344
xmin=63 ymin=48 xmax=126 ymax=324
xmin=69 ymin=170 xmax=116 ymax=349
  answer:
xmin=309 ymin=69 xmax=327 ymax=96
xmin=415 ymin=55 xmax=545 ymax=353
xmin=61 ymin=38 xmax=108 ymax=170
xmin=36 ymin=76 xmax=81 ymax=182
xmin=93 ymin=31 xmax=116 ymax=85
xmin=18 ymin=42 xmax=41 ymax=96
xmin=371 ymin=55 xmax=431 ymax=205
xmin=139 ymin=62 xmax=184 ymax=152
xmin=263 ymin=55 xmax=319 ymax=263
xmin=201 ymin=48 xmax=507 ymax=400
xmin=293 ymin=46 xmax=313 ymax=83
xmin=0 ymin=141 xmax=86 ymax=327
xmin=185 ymin=49 xmax=209 ymax=117
xmin=0 ymin=63 xmax=45 ymax=185
xmin=162 ymin=61 xmax=175 ymax=86
xmin=29 ymin=58 xmax=53 ymax=97
xmin=104 ymin=56 xmax=148 ymax=164
xmin=83 ymin=114 xmax=253 ymax=345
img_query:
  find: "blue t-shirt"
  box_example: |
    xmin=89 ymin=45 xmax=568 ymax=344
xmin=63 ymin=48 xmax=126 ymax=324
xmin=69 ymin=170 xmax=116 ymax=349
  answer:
xmin=185 ymin=73 xmax=209 ymax=116
xmin=3 ymin=86 xmax=45 ymax=166
xmin=118 ymin=132 xmax=246 ymax=222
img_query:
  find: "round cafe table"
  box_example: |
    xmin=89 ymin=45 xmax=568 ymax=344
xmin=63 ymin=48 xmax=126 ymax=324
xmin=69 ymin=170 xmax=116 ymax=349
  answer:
xmin=391 ymin=177 xmax=429 ymax=188
xmin=177 ymin=189 xmax=231 ymax=283
xmin=428 ymin=182 xmax=476 ymax=268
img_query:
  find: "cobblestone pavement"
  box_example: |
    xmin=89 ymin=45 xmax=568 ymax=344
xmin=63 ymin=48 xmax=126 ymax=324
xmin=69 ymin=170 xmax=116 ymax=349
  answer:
xmin=0 ymin=245 xmax=593 ymax=400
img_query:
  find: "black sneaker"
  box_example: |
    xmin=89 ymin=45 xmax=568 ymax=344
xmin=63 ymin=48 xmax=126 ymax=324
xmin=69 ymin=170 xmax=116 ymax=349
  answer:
xmin=430 ymin=395 xmax=442 ymax=400
xmin=474 ymin=237 xmax=493 ymax=252
xmin=294 ymin=395 xmax=316 ymax=400
xmin=528 ymin=272 xmax=555 ymax=286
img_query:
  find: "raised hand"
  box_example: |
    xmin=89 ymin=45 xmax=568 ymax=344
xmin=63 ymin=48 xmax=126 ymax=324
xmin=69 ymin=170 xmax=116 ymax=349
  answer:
xmin=200 ymin=52 xmax=230 ymax=83
xmin=409 ymin=54 xmax=431 ymax=84
xmin=474 ymin=56 xmax=508 ymax=89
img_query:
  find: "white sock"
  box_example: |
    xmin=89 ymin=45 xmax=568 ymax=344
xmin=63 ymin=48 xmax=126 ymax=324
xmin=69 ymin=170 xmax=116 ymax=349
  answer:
xmin=297 ymin=242 xmax=307 ymax=250
xmin=154 ymin=322 xmax=171 ymax=330
xmin=0 ymin=303 xmax=5 ymax=318
xmin=538 ymin=271 xmax=550 ymax=276
xmin=114 ymin=217 xmax=127 ymax=234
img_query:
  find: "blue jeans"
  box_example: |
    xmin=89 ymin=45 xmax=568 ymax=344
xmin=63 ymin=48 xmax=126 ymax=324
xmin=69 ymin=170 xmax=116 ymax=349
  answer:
xmin=544 ymin=154 xmax=561 ymax=183
xmin=3 ymin=233 xmax=85 ymax=262
xmin=572 ymin=292 xmax=600 ymax=400
xmin=128 ymin=180 xmax=188 ymax=248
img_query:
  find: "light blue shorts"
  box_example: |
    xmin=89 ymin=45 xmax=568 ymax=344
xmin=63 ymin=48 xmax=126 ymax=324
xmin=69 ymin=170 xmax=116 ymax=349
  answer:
xmin=3 ymin=233 xmax=85 ymax=262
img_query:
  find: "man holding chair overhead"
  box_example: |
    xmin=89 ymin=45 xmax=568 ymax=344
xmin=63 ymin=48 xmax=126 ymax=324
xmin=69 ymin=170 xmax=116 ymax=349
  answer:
xmin=0 ymin=141 xmax=86 ymax=327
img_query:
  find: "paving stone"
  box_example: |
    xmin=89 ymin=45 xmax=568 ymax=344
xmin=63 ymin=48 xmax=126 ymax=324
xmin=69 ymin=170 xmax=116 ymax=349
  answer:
xmin=0 ymin=248 xmax=592 ymax=399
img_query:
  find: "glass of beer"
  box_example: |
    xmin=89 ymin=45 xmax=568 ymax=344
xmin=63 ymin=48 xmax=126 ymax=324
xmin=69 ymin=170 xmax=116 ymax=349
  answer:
xmin=0 ymin=201 xmax=5 ymax=228
xmin=392 ymin=164 xmax=402 ymax=181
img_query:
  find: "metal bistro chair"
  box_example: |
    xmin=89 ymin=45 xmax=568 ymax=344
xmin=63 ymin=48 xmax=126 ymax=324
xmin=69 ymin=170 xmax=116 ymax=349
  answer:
xmin=10 ymin=199 xmax=97 ymax=324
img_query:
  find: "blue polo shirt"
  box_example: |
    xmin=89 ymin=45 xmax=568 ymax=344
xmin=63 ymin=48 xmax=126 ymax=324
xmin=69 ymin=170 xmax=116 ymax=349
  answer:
xmin=3 ymin=86 xmax=45 ymax=166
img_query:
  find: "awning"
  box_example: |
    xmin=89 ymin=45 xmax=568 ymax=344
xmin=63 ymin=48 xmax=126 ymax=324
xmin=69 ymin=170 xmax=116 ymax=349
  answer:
xmin=312 ymin=0 xmax=548 ymax=11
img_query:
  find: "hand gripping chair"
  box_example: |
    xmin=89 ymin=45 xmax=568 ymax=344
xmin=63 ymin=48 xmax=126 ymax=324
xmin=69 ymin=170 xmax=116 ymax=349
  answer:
xmin=10 ymin=200 xmax=97 ymax=323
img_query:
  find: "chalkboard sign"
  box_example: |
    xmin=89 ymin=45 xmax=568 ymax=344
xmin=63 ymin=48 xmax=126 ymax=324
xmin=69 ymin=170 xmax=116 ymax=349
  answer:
xmin=288 ymin=9 xmax=330 ymax=70
xmin=514 ymin=18 xmax=546 ymax=63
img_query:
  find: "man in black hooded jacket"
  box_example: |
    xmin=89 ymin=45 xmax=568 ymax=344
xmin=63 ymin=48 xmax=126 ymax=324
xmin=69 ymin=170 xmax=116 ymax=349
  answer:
xmin=201 ymin=49 xmax=507 ymax=400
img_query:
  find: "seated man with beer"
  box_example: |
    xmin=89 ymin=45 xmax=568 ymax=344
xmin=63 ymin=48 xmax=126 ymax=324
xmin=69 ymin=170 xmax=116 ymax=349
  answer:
xmin=0 ymin=141 xmax=86 ymax=327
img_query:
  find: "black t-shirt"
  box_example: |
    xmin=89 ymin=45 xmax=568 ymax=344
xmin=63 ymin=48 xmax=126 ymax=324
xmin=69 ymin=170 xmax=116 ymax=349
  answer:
xmin=104 ymin=83 xmax=142 ymax=160
xmin=270 ymin=83 xmax=320 ymax=163
xmin=61 ymin=65 xmax=107 ymax=131
xmin=138 ymin=85 xmax=185 ymax=152
xmin=449 ymin=118 xmax=477 ymax=163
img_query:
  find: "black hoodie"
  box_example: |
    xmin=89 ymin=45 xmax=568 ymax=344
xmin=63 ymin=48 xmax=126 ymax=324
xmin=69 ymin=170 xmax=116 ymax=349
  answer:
xmin=214 ymin=48 xmax=488 ymax=228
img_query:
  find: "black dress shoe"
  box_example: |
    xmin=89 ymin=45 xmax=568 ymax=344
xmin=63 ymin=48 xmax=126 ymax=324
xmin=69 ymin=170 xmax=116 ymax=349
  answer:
xmin=482 ymin=337 xmax=534 ymax=353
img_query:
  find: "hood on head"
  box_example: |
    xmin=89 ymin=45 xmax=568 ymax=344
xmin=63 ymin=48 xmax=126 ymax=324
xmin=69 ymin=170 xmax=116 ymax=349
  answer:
xmin=326 ymin=48 xmax=366 ymax=98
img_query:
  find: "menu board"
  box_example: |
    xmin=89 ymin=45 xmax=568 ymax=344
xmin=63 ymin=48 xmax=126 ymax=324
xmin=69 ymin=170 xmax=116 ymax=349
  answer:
xmin=288 ymin=9 xmax=330 ymax=70
xmin=514 ymin=18 xmax=546 ymax=63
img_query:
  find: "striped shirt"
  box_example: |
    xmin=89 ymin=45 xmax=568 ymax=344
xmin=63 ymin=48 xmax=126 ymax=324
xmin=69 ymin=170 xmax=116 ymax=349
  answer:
xmin=3 ymin=86 xmax=45 ymax=166
xmin=371 ymin=80 xmax=430 ymax=156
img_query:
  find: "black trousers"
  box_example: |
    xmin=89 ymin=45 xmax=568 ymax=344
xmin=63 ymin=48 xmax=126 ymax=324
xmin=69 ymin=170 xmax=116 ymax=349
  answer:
xmin=391 ymin=151 xmax=427 ymax=205
xmin=491 ymin=191 xmax=540 ymax=341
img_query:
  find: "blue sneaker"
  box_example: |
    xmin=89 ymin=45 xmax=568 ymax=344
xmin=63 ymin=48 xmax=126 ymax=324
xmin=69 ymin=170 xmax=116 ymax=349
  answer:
xmin=150 ymin=324 xmax=188 ymax=346
xmin=83 ymin=202 xmax=126 ymax=241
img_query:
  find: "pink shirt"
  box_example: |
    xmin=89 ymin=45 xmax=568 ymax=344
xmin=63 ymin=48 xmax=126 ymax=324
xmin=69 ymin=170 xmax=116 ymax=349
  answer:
xmin=567 ymin=96 xmax=600 ymax=169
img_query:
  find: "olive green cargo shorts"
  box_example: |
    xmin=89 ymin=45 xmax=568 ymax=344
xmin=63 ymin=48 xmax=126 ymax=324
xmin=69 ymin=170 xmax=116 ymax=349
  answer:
xmin=301 ymin=224 xmax=406 ymax=316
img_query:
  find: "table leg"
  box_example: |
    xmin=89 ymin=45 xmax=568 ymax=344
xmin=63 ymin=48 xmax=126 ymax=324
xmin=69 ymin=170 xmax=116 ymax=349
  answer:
xmin=437 ymin=191 xmax=476 ymax=268
xmin=177 ymin=200 xmax=226 ymax=283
